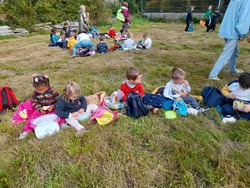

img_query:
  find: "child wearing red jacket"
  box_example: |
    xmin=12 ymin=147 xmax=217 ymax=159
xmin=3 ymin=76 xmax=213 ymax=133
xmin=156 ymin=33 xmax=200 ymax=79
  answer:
xmin=119 ymin=67 xmax=158 ymax=115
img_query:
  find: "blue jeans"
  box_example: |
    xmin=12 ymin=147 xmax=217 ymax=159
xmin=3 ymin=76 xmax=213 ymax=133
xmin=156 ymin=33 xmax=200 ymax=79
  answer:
xmin=209 ymin=39 xmax=239 ymax=78
xmin=72 ymin=40 xmax=94 ymax=56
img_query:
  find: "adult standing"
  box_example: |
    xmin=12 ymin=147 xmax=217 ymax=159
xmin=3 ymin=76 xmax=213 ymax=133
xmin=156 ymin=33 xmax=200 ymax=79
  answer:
xmin=78 ymin=5 xmax=89 ymax=33
xmin=185 ymin=6 xmax=195 ymax=32
xmin=121 ymin=2 xmax=131 ymax=32
xmin=208 ymin=0 xmax=250 ymax=80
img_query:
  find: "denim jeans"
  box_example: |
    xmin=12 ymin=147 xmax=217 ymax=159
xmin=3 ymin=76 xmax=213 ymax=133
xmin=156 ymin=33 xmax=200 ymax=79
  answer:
xmin=209 ymin=38 xmax=239 ymax=78
xmin=72 ymin=40 xmax=94 ymax=56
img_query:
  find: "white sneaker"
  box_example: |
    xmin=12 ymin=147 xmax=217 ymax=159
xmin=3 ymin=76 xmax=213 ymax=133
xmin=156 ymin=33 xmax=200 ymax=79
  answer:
xmin=60 ymin=123 xmax=70 ymax=129
xmin=16 ymin=132 xmax=29 ymax=140
xmin=235 ymin=69 xmax=244 ymax=74
xmin=75 ymin=128 xmax=87 ymax=137
xmin=209 ymin=76 xmax=221 ymax=81
xmin=222 ymin=117 xmax=236 ymax=124
xmin=198 ymin=107 xmax=210 ymax=113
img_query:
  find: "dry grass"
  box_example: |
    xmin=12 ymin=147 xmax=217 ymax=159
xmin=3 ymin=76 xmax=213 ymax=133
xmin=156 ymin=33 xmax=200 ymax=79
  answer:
xmin=0 ymin=22 xmax=250 ymax=187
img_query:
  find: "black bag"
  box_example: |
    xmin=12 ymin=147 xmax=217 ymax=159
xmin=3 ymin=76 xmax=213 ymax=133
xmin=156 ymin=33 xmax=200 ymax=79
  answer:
xmin=142 ymin=93 xmax=173 ymax=109
xmin=126 ymin=92 xmax=149 ymax=118
xmin=201 ymin=86 xmax=226 ymax=107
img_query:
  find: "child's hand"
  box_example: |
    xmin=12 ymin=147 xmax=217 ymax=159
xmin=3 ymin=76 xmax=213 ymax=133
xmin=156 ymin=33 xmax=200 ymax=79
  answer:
xmin=78 ymin=109 xmax=85 ymax=114
xmin=39 ymin=109 xmax=46 ymax=114
xmin=227 ymin=93 xmax=236 ymax=99
xmin=243 ymin=104 xmax=250 ymax=113
xmin=47 ymin=106 xmax=53 ymax=112
xmin=182 ymin=79 xmax=189 ymax=86
xmin=181 ymin=91 xmax=187 ymax=97
xmin=71 ymin=112 xmax=79 ymax=117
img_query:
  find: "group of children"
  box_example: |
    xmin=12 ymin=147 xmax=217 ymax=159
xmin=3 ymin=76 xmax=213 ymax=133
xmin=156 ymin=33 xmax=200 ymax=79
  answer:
xmin=185 ymin=5 xmax=222 ymax=32
xmin=15 ymin=66 xmax=250 ymax=140
xmin=49 ymin=22 xmax=152 ymax=56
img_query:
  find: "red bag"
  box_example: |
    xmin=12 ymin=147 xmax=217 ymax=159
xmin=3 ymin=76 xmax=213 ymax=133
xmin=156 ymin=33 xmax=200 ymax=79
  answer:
xmin=0 ymin=86 xmax=19 ymax=112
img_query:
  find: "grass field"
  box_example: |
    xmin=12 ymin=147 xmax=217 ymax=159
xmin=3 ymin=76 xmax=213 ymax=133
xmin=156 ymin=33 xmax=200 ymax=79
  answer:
xmin=0 ymin=22 xmax=250 ymax=187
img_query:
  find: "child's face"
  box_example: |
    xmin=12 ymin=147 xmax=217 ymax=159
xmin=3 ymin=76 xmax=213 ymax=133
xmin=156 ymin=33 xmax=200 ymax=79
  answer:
xmin=173 ymin=75 xmax=185 ymax=84
xmin=69 ymin=93 xmax=79 ymax=101
xmin=35 ymin=85 xmax=48 ymax=94
xmin=129 ymin=74 xmax=142 ymax=84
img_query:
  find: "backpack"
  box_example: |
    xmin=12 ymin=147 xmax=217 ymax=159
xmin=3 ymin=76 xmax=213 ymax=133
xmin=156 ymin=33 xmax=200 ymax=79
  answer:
xmin=126 ymin=92 xmax=149 ymax=118
xmin=173 ymin=98 xmax=187 ymax=116
xmin=90 ymin=102 xmax=117 ymax=125
xmin=201 ymin=86 xmax=226 ymax=107
xmin=188 ymin=24 xmax=194 ymax=32
xmin=142 ymin=93 xmax=173 ymax=110
xmin=32 ymin=114 xmax=60 ymax=139
xmin=0 ymin=86 xmax=19 ymax=112
xmin=116 ymin=8 xmax=125 ymax=22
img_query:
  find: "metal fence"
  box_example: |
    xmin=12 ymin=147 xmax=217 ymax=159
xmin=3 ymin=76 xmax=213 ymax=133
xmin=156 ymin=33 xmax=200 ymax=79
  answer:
xmin=141 ymin=0 xmax=229 ymax=13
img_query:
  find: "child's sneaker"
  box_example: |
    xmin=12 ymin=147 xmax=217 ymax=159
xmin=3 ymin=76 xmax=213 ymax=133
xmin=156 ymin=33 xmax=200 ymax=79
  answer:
xmin=222 ymin=116 xmax=236 ymax=124
xmin=60 ymin=123 xmax=70 ymax=129
xmin=198 ymin=107 xmax=210 ymax=113
xmin=151 ymin=108 xmax=159 ymax=114
xmin=16 ymin=132 xmax=29 ymax=140
xmin=75 ymin=128 xmax=87 ymax=137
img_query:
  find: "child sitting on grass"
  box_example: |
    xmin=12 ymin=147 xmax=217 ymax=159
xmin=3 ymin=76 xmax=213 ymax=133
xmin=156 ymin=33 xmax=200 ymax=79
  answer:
xmin=17 ymin=74 xmax=60 ymax=140
xmin=119 ymin=67 xmax=159 ymax=115
xmin=220 ymin=72 xmax=250 ymax=123
xmin=137 ymin=33 xmax=152 ymax=49
xmin=163 ymin=68 xmax=207 ymax=112
xmin=96 ymin=35 xmax=108 ymax=53
xmin=67 ymin=32 xmax=77 ymax=50
xmin=122 ymin=33 xmax=136 ymax=50
xmin=56 ymin=82 xmax=97 ymax=137
xmin=108 ymin=25 xmax=116 ymax=38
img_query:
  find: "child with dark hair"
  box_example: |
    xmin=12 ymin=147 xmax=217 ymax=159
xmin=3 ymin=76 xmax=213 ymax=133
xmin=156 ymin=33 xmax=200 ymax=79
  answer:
xmin=17 ymin=74 xmax=60 ymax=140
xmin=220 ymin=72 xmax=250 ymax=123
xmin=96 ymin=35 xmax=108 ymax=53
xmin=119 ymin=67 xmax=158 ymax=115
xmin=163 ymin=68 xmax=206 ymax=112
xmin=50 ymin=27 xmax=60 ymax=43
xmin=185 ymin=6 xmax=195 ymax=32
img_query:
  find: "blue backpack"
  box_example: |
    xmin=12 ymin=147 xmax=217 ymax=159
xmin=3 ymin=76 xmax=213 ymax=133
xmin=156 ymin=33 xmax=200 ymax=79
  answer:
xmin=126 ymin=92 xmax=149 ymax=118
xmin=142 ymin=93 xmax=173 ymax=110
xmin=173 ymin=98 xmax=187 ymax=116
xmin=201 ymin=86 xmax=226 ymax=107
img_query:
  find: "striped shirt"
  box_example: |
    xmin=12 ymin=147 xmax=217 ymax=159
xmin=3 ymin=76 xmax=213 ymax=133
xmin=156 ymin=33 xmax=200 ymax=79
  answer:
xmin=32 ymin=86 xmax=60 ymax=111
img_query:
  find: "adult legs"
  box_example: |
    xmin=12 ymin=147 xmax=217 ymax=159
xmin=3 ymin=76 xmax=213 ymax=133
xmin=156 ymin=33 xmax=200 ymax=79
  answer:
xmin=209 ymin=39 xmax=238 ymax=78
xmin=72 ymin=41 xmax=84 ymax=56
xmin=228 ymin=42 xmax=239 ymax=73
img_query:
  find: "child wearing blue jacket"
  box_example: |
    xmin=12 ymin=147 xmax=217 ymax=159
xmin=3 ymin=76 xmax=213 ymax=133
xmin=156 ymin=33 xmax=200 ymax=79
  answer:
xmin=56 ymin=82 xmax=97 ymax=136
xmin=185 ymin=6 xmax=195 ymax=32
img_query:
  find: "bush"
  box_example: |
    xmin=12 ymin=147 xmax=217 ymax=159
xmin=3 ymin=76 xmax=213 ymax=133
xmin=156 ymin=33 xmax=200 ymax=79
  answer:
xmin=0 ymin=0 xmax=112 ymax=29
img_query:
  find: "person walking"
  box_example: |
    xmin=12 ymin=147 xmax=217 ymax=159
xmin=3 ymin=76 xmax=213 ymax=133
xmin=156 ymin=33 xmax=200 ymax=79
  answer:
xmin=208 ymin=0 xmax=250 ymax=80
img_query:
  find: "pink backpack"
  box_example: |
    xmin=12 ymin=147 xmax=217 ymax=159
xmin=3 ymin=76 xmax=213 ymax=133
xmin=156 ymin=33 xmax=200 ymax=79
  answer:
xmin=90 ymin=102 xmax=118 ymax=125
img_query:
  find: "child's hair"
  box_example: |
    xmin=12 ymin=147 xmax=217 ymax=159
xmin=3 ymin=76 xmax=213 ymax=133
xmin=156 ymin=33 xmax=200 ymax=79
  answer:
xmin=239 ymin=72 xmax=250 ymax=89
xmin=171 ymin=68 xmax=185 ymax=80
xmin=61 ymin=82 xmax=81 ymax=102
xmin=126 ymin=67 xmax=142 ymax=81
xmin=99 ymin=35 xmax=105 ymax=41
xmin=60 ymin=30 xmax=65 ymax=36
xmin=109 ymin=25 xmax=113 ymax=29
xmin=143 ymin=33 xmax=149 ymax=38
xmin=63 ymin=22 xmax=69 ymax=26
xmin=51 ymin=27 xmax=57 ymax=33
xmin=69 ymin=31 xmax=75 ymax=38
xmin=33 ymin=74 xmax=50 ymax=88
